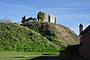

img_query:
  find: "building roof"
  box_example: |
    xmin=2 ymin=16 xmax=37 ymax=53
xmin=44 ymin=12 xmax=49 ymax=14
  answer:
xmin=80 ymin=25 xmax=90 ymax=35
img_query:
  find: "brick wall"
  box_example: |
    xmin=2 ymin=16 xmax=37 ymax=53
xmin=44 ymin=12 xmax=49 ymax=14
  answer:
xmin=79 ymin=29 xmax=90 ymax=60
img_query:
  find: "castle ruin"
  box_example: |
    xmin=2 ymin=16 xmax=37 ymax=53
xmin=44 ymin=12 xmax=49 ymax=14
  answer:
xmin=21 ymin=12 xmax=56 ymax=24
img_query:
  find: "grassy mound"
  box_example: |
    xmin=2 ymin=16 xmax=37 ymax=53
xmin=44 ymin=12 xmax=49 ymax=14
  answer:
xmin=0 ymin=23 xmax=59 ymax=52
xmin=23 ymin=21 xmax=79 ymax=48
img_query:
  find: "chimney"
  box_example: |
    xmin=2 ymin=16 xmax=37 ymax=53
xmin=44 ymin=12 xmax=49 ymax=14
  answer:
xmin=79 ymin=24 xmax=83 ymax=34
xmin=79 ymin=24 xmax=83 ymax=46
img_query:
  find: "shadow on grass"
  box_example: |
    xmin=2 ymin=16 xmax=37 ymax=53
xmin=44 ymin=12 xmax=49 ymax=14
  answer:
xmin=30 ymin=45 xmax=88 ymax=60
xmin=30 ymin=55 xmax=71 ymax=60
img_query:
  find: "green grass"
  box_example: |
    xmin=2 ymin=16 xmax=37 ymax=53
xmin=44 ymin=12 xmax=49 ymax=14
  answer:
xmin=0 ymin=23 xmax=59 ymax=52
xmin=0 ymin=22 xmax=80 ymax=60
xmin=0 ymin=52 xmax=59 ymax=60
xmin=0 ymin=52 xmax=86 ymax=60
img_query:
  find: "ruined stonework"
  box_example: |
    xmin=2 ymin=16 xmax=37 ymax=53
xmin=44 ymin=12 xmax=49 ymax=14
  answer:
xmin=43 ymin=14 xmax=49 ymax=22
xmin=49 ymin=14 xmax=56 ymax=24
xmin=21 ymin=16 xmax=37 ymax=23
xmin=43 ymin=14 xmax=56 ymax=24
xmin=21 ymin=12 xmax=56 ymax=24
xmin=37 ymin=12 xmax=56 ymax=24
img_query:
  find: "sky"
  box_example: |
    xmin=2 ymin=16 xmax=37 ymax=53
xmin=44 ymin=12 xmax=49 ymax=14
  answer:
xmin=0 ymin=0 xmax=90 ymax=35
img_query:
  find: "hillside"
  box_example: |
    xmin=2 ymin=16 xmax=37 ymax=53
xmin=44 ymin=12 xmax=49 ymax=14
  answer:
xmin=0 ymin=23 xmax=59 ymax=52
xmin=23 ymin=21 xmax=80 ymax=48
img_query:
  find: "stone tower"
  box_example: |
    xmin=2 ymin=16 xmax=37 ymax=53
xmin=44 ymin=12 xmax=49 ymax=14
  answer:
xmin=21 ymin=15 xmax=26 ymax=23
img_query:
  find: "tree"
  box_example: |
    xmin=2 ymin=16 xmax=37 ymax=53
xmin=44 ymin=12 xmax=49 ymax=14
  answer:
xmin=37 ymin=11 xmax=45 ymax=21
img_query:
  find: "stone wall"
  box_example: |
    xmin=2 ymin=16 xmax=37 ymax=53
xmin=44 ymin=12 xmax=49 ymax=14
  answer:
xmin=49 ymin=14 xmax=56 ymax=23
xmin=43 ymin=14 xmax=49 ymax=22
xmin=43 ymin=14 xmax=56 ymax=24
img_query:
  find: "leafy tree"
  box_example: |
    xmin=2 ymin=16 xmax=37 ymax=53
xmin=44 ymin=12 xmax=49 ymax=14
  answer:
xmin=37 ymin=11 xmax=45 ymax=21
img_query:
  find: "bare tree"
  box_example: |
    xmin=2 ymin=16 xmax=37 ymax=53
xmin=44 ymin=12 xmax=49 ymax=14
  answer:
xmin=0 ymin=17 xmax=13 ymax=23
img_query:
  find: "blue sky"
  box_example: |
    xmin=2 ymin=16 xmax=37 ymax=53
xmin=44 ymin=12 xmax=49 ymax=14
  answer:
xmin=0 ymin=0 xmax=90 ymax=34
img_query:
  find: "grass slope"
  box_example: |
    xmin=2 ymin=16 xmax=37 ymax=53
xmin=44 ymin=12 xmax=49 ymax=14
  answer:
xmin=0 ymin=23 xmax=59 ymax=52
xmin=23 ymin=21 xmax=79 ymax=48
